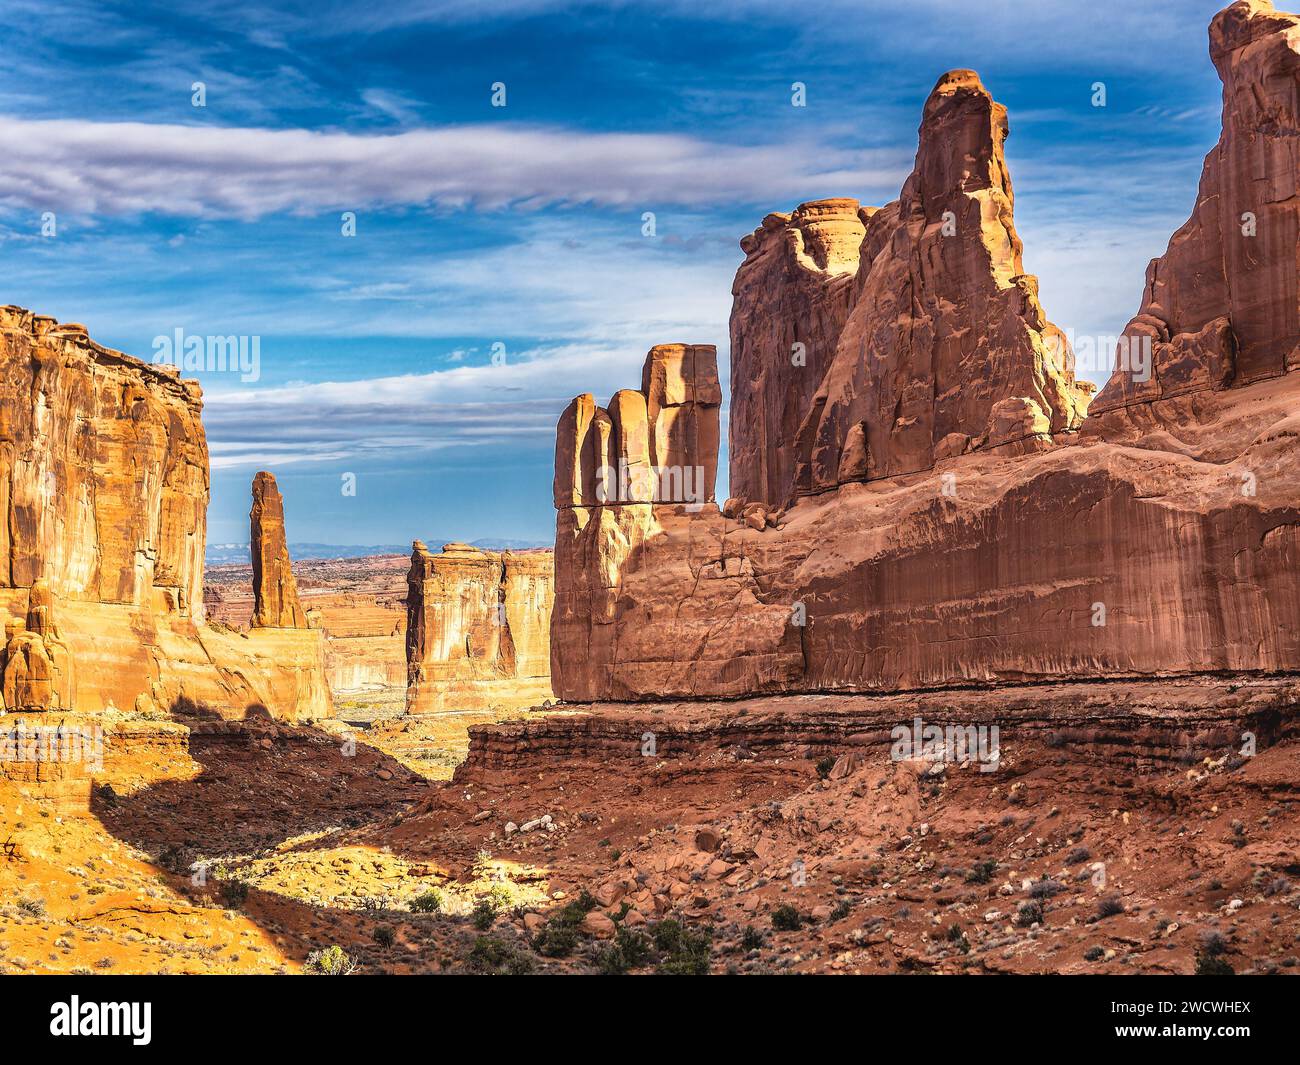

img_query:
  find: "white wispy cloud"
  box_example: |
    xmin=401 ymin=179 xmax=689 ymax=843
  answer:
xmin=0 ymin=114 xmax=905 ymax=219
xmin=201 ymin=342 xmax=666 ymax=469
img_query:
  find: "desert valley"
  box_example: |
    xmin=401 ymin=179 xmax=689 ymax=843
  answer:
xmin=2 ymin=0 xmax=1300 ymax=998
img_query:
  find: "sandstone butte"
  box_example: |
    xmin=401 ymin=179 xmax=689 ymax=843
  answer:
xmin=405 ymin=540 xmax=554 ymax=714
xmin=0 ymin=307 xmax=332 ymax=722
xmin=549 ymin=0 xmax=1300 ymax=705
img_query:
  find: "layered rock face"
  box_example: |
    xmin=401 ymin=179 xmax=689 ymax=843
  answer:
xmin=250 ymin=471 xmax=308 ymax=628
xmin=405 ymin=541 xmax=554 ymax=714
xmin=0 ymin=307 xmax=331 ymax=721
xmin=549 ymin=8 xmax=1300 ymax=704
xmin=729 ymin=199 xmax=867 ymax=505
xmin=464 ymin=679 xmax=1293 ymax=773
xmin=1093 ymin=0 xmax=1300 ymax=418
xmin=790 ymin=71 xmax=1091 ymax=496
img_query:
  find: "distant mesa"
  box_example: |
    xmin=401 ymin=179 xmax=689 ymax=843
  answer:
xmin=405 ymin=540 xmax=554 ymax=715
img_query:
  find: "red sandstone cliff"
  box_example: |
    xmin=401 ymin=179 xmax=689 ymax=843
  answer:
xmin=0 ymin=307 xmax=332 ymax=721
xmin=1093 ymin=0 xmax=1300 ymax=418
xmin=729 ymin=199 xmax=867 ymax=506
xmin=548 ymin=3 xmax=1300 ymax=703
xmin=405 ymin=541 xmax=554 ymax=714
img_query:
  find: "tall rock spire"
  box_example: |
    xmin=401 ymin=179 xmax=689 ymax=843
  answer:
xmin=249 ymin=471 xmax=308 ymax=628
xmin=787 ymin=69 xmax=1091 ymax=494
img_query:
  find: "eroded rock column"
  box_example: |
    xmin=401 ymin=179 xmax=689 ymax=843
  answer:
xmin=249 ymin=471 xmax=308 ymax=628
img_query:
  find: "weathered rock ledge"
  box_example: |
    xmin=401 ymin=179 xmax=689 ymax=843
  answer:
xmin=461 ymin=677 xmax=1299 ymax=776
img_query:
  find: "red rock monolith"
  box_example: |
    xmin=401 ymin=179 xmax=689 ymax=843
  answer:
xmin=250 ymin=471 xmax=308 ymax=629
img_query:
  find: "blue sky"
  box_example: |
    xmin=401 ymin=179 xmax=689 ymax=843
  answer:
xmin=0 ymin=0 xmax=1232 ymax=546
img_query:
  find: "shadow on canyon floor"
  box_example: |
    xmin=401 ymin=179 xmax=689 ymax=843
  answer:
xmin=75 ymin=692 xmax=1300 ymax=974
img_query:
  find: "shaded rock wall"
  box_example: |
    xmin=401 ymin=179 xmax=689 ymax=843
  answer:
xmin=566 ymin=378 xmax=1300 ymax=700
xmin=729 ymin=199 xmax=867 ymax=506
xmin=462 ymin=679 xmax=1299 ymax=775
xmin=405 ymin=541 xmax=554 ymax=714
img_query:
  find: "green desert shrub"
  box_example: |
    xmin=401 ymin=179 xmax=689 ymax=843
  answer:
xmin=409 ymin=889 xmax=443 ymax=914
xmin=306 ymin=945 xmax=354 ymax=976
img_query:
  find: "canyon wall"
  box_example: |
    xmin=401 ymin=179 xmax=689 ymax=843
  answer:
xmin=549 ymin=1 xmax=1300 ymax=703
xmin=0 ymin=307 xmax=332 ymax=721
xmin=405 ymin=541 xmax=554 ymax=714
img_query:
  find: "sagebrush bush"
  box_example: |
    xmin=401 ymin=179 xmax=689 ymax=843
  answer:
xmin=1095 ymin=897 xmax=1124 ymax=919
